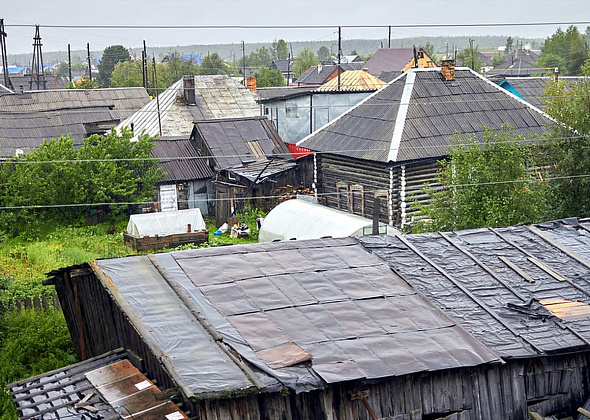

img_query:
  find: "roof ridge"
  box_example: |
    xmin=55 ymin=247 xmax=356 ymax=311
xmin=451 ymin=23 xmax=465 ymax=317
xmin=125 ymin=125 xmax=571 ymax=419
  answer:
xmin=387 ymin=70 xmax=416 ymax=162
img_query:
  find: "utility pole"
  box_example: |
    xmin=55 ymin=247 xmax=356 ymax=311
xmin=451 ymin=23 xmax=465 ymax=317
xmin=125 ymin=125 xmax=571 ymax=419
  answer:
xmin=87 ymin=43 xmax=92 ymax=82
xmin=142 ymin=40 xmax=147 ymax=89
xmin=337 ymin=26 xmax=341 ymax=91
xmin=388 ymin=25 xmax=391 ymax=48
xmin=469 ymin=38 xmax=475 ymax=70
xmin=67 ymin=44 xmax=72 ymax=83
xmin=242 ymin=40 xmax=246 ymax=85
xmin=0 ymin=19 xmax=13 ymax=89
xmin=153 ymin=56 xmax=162 ymax=136
xmin=30 ymin=25 xmax=46 ymax=90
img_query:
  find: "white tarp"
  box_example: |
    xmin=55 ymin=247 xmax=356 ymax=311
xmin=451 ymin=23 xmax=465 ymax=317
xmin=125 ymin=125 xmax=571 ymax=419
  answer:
xmin=259 ymin=199 xmax=398 ymax=242
xmin=126 ymin=208 xmax=206 ymax=238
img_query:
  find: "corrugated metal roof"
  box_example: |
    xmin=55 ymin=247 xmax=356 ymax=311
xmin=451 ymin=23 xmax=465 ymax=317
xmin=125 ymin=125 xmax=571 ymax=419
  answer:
xmin=91 ymin=237 xmax=498 ymax=397
xmin=298 ymin=67 xmax=556 ymax=163
xmin=501 ymin=76 xmax=585 ymax=111
xmin=315 ymin=70 xmax=386 ymax=92
xmin=0 ymin=107 xmax=120 ymax=156
xmin=487 ymin=49 xmax=544 ymax=77
xmin=0 ymin=87 xmax=149 ymax=119
xmin=151 ymin=136 xmax=214 ymax=181
xmin=359 ymin=219 xmax=590 ymax=359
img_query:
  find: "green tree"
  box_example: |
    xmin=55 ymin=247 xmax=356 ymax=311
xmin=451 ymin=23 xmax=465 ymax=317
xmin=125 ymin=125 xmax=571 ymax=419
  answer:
xmin=538 ymin=26 xmax=589 ymax=75
xmin=506 ymin=36 xmax=514 ymax=53
xmin=109 ymin=60 xmax=144 ymax=87
xmin=248 ymin=47 xmax=273 ymax=68
xmin=98 ymin=45 xmax=131 ymax=87
xmin=456 ymin=46 xmax=483 ymax=72
xmin=420 ymin=42 xmax=436 ymax=60
xmin=271 ymin=39 xmax=289 ymax=60
xmin=414 ymin=126 xmax=550 ymax=232
xmin=543 ymin=79 xmax=590 ymax=216
xmin=163 ymin=52 xmax=200 ymax=81
xmin=199 ymin=53 xmax=229 ymax=75
xmin=292 ymin=48 xmax=319 ymax=78
xmin=254 ymin=67 xmax=285 ymax=87
xmin=317 ymin=45 xmax=331 ymax=61
xmin=0 ymin=129 xmax=164 ymax=237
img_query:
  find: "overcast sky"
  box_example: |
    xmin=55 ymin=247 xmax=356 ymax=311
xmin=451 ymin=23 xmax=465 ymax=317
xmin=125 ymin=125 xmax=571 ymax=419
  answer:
xmin=3 ymin=0 xmax=590 ymax=54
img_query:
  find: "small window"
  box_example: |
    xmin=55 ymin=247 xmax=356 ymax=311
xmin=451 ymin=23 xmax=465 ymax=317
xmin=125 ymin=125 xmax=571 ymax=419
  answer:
xmin=350 ymin=184 xmax=364 ymax=216
xmin=245 ymin=141 xmax=265 ymax=159
xmin=336 ymin=182 xmax=348 ymax=211
xmin=286 ymin=105 xmax=299 ymax=118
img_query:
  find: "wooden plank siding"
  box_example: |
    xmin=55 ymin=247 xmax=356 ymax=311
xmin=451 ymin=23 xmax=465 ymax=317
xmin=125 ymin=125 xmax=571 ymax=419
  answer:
xmin=316 ymin=154 xmax=441 ymax=228
xmin=52 ymin=267 xmax=590 ymax=419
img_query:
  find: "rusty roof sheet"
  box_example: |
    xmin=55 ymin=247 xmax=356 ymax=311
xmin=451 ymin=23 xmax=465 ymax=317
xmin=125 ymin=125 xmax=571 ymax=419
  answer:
xmin=94 ymin=237 xmax=499 ymax=396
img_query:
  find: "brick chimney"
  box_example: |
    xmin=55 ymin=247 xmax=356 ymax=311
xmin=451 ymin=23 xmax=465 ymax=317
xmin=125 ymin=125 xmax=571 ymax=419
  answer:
xmin=440 ymin=59 xmax=456 ymax=81
xmin=182 ymin=75 xmax=196 ymax=105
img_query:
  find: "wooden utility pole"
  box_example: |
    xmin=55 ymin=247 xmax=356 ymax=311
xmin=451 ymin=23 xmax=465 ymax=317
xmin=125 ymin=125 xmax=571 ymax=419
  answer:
xmin=242 ymin=41 xmax=246 ymax=85
xmin=337 ymin=26 xmax=341 ymax=91
xmin=67 ymin=44 xmax=72 ymax=83
xmin=152 ymin=56 xmax=162 ymax=136
xmin=388 ymin=25 xmax=391 ymax=48
xmin=87 ymin=43 xmax=92 ymax=82
xmin=0 ymin=19 xmax=12 ymax=89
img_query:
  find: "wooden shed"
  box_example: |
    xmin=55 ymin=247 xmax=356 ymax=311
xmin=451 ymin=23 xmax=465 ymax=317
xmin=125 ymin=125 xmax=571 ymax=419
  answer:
xmin=33 ymin=218 xmax=590 ymax=419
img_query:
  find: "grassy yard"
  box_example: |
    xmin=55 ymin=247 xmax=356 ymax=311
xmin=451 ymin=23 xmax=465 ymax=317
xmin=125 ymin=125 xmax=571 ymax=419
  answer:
xmin=0 ymin=207 xmax=263 ymax=419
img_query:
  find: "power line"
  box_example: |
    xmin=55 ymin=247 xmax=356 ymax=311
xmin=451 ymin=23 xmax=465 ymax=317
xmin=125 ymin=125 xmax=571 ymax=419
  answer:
xmin=0 ymin=171 xmax=587 ymax=211
xmin=4 ymin=22 xmax=590 ymax=30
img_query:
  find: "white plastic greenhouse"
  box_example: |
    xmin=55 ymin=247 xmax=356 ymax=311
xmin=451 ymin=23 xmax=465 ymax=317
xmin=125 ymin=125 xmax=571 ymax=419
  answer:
xmin=258 ymin=199 xmax=399 ymax=242
xmin=124 ymin=209 xmax=208 ymax=251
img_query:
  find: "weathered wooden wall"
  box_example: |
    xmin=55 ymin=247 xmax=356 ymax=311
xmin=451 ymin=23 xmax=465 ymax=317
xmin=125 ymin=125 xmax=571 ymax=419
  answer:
xmin=53 ymin=269 xmax=590 ymax=420
xmin=316 ymin=154 xmax=441 ymax=228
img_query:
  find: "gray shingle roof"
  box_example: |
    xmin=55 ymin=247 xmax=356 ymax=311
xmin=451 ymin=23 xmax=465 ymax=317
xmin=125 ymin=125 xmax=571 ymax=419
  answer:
xmin=359 ymin=219 xmax=590 ymax=359
xmin=502 ymin=76 xmax=586 ymax=111
xmin=298 ymin=67 xmax=556 ymax=163
xmin=151 ymin=137 xmax=214 ymax=182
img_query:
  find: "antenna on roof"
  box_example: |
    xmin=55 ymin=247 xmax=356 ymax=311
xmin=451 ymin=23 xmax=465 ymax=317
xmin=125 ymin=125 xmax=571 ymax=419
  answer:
xmin=30 ymin=24 xmax=46 ymax=90
xmin=0 ymin=19 xmax=13 ymax=90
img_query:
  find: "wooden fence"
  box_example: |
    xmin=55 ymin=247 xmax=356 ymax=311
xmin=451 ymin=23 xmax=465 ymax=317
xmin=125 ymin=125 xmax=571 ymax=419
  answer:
xmin=1 ymin=294 xmax=61 ymax=312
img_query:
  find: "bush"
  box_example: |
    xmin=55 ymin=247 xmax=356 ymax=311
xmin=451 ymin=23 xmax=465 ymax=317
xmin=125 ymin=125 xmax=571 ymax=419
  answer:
xmin=0 ymin=309 xmax=76 ymax=420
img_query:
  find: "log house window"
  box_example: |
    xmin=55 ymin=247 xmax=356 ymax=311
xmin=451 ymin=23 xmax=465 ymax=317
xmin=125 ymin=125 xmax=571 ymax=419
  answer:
xmin=336 ymin=182 xmax=348 ymax=211
xmin=350 ymin=184 xmax=364 ymax=216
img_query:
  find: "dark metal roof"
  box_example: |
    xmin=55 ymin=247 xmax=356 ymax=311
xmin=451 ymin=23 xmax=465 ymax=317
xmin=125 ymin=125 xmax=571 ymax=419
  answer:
xmin=192 ymin=116 xmax=295 ymax=175
xmin=270 ymin=59 xmax=294 ymax=73
xmin=359 ymin=219 xmax=590 ymax=359
xmin=378 ymin=70 xmax=403 ymax=83
xmin=486 ymin=49 xmax=544 ymax=77
xmin=295 ymin=63 xmax=364 ymax=85
xmin=152 ymin=137 xmax=214 ymax=182
xmin=9 ymin=74 xmax=69 ymax=90
xmin=364 ymin=48 xmax=415 ymax=76
xmin=256 ymin=86 xmax=315 ymax=102
xmin=501 ymin=76 xmax=585 ymax=111
xmin=90 ymin=237 xmax=498 ymax=397
xmin=299 ymin=68 xmax=556 ymax=163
